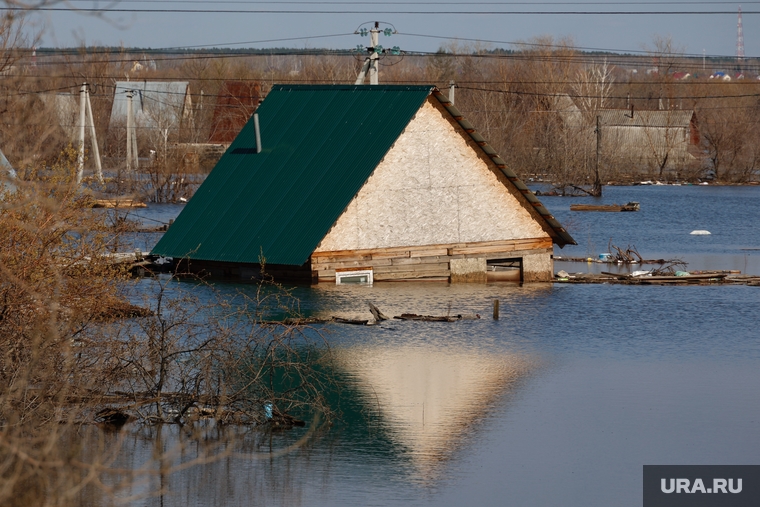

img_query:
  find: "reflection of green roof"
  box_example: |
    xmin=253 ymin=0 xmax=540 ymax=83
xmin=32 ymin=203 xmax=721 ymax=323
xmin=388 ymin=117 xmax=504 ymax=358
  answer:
xmin=152 ymin=84 xmax=433 ymax=265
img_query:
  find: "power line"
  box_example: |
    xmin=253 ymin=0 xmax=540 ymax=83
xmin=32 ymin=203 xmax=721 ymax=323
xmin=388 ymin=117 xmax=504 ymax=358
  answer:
xmin=164 ymin=33 xmax=354 ymax=50
xmin=58 ymin=0 xmax=760 ymax=4
xmin=29 ymin=32 xmax=733 ymax=60
xmin=16 ymin=80 xmax=760 ymax=105
xmin=398 ymin=32 xmax=737 ymax=59
xmin=21 ymin=49 xmax=760 ymax=70
xmin=9 ymin=74 xmax=760 ymax=87
xmin=457 ymin=84 xmax=760 ymax=101
xmin=6 ymin=6 xmax=760 ymax=14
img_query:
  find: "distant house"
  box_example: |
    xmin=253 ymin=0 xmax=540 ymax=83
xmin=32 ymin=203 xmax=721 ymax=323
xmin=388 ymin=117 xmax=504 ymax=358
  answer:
xmin=109 ymin=81 xmax=192 ymax=131
xmin=557 ymin=96 xmax=700 ymax=174
xmin=208 ymin=81 xmax=261 ymax=144
xmin=597 ymin=109 xmax=700 ymax=171
xmin=152 ymin=84 xmax=575 ymax=284
xmin=39 ymin=93 xmax=79 ymax=142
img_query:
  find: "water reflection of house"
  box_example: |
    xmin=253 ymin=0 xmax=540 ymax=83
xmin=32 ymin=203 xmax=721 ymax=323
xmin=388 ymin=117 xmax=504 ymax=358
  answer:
xmin=152 ymin=85 xmax=575 ymax=283
xmin=208 ymin=81 xmax=261 ymax=145
xmin=335 ymin=344 xmax=533 ymax=481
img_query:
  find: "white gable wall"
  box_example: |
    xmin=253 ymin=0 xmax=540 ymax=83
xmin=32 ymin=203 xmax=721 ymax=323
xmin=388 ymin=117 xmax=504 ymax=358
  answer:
xmin=315 ymin=99 xmax=549 ymax=253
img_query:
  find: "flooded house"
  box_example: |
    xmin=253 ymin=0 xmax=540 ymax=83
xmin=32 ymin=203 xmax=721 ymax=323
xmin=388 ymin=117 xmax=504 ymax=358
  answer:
xmin=597 ymin=108 xmax=700 ymax=172
xmin=207 ymin=81 xmax=262 ymax=145
xmin=109 ymin=81 xmax=193 ymax=132
xmin=152 ymin=84 xmax=575 ymax=283
xmin=557 ymin=95 xmax=701 ymax=174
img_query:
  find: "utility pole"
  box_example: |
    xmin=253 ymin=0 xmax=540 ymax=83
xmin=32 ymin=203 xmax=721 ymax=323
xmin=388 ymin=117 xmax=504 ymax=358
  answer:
xmin=126 ymin=90 xmax=139 ymax=173
xmin=355 ymin=22 xmax=399 ymax=85
xmin=126 ymin=90 xmax=133 ymax=173
xmin=368 ymin=23 xmax=379 ymax=85
xmin=77 ymin=83 xmax=86 ymax=184
xmin=592 ymin=115 xmax=602 ymax=197
xmin=76 ymin=83 xmax=104 ymax=184
xmin=85 ymin=85 xmax=103 ymax=183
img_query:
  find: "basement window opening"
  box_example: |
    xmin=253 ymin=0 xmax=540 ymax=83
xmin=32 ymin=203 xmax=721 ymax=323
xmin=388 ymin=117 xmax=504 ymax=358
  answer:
xmin=335 ymin=269 xmax=373 ymax=285
xmin=486 ymin=258 xmax=521 ymax=282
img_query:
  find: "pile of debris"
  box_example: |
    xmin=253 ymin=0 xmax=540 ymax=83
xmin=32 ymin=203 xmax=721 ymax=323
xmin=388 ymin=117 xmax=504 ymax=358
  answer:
xmin=264 ymin=303 xmax=481 ymax=326
xmin=553 ymin=269 xmax=760 ymax=286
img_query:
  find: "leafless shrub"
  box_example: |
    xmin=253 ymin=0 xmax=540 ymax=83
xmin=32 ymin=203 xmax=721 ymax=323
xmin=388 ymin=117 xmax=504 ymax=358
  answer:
xmin=1 ymin=146 xmax=334 ymax=504
xmin=104 ymin=275 xmax=335 ymax=427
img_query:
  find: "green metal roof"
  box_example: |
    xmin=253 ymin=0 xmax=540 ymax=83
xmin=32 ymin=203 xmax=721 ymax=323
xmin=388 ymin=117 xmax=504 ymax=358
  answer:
xmin=152 ymin=84 xmax=434 ymax=265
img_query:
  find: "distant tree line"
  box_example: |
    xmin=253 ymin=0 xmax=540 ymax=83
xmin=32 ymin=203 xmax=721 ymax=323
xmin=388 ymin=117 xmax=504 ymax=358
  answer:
xmin=4 ymin=24 xmax=760 ymax=192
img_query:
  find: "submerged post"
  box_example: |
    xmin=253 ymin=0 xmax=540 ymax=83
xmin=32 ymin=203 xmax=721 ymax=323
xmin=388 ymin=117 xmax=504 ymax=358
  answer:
xmin=493 ymin=299 xmax=499 ymax=320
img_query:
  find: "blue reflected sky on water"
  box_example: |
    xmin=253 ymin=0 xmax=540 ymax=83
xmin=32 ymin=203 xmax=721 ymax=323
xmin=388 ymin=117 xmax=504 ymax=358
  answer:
xmin=542 ymin=185 xmax=760 ymax=273
xmin=110 ymin=186 xmax=760 ymax=506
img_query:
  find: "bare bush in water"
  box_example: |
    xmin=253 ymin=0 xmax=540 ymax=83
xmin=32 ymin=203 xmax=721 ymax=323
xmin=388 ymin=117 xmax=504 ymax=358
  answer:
xmin=107 ymin=275 xmax=334 ymax=427
xmin=1 ymin=150 xmax=334 ymax=505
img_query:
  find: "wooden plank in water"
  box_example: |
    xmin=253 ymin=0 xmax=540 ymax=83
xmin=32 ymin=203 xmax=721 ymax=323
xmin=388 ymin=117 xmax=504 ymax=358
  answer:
xmin=91 ymin=198 xmax=147 ymax=208
xmin=570 ymin=202 xmax=640 ymax=212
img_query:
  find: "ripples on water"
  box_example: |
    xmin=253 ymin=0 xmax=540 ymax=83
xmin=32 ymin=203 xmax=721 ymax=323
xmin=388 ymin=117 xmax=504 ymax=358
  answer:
xmin=98 ymin=187 xmax=760 ymax=507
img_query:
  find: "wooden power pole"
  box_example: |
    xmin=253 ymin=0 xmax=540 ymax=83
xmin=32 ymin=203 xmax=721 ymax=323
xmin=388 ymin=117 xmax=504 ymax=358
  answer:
xmin=76 ymin=83 xmax=103 ymax=184
xmin=592 ymin=115 xmax=603 ymax=197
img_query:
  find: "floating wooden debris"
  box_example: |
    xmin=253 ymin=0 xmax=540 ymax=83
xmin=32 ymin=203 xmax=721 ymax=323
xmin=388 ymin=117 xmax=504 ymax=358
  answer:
xmin=263 ymin=305 xmax=480 ymax=326
xmin=264 ymin=316 xmax=369 ymax=326
xmin=90 ymin=197 xmax=147 ymax=208
xmin=333 ymin=317 xmax=370 ymax=325
xmin=393 ymin=313 xmax=481 ymax=322
xmin=555 ymin=255 xmax=680 ymax=265
xmin=277 ymin=317 xmax=330 ymax=325
xmin=570 ymin=201 xmax=640 ymax=212
xmin=553 ymin=270 xmax=755 ymax=285
xmin=368 ymin=302 xmax=389 ymax=321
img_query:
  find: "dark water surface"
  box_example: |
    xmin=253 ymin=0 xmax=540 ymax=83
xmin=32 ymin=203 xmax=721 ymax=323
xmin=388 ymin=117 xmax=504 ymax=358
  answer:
xmin=111 ymin=186 xmax=760 ymax=506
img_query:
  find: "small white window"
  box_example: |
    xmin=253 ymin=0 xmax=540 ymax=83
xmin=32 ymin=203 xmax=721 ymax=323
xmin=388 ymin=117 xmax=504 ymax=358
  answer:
xmin=336 ymin=269 xmax=373 ymax=285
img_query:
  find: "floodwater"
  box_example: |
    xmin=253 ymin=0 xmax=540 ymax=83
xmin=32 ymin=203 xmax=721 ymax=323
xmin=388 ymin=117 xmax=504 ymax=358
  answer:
xmin=545 ymin=184 xmax=760 ymax=274
xmin=104 ymin=186 xmax=760 ymax=506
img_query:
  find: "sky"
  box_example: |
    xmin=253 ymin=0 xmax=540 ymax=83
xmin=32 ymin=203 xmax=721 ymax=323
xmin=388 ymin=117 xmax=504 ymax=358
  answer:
xmin=21 ymin=0 xmax=756 ymax=58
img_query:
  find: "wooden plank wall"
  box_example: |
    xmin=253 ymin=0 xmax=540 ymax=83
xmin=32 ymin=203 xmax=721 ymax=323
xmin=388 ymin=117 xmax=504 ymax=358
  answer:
xmin=311 ymin=237 xmax=552 ymax=283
